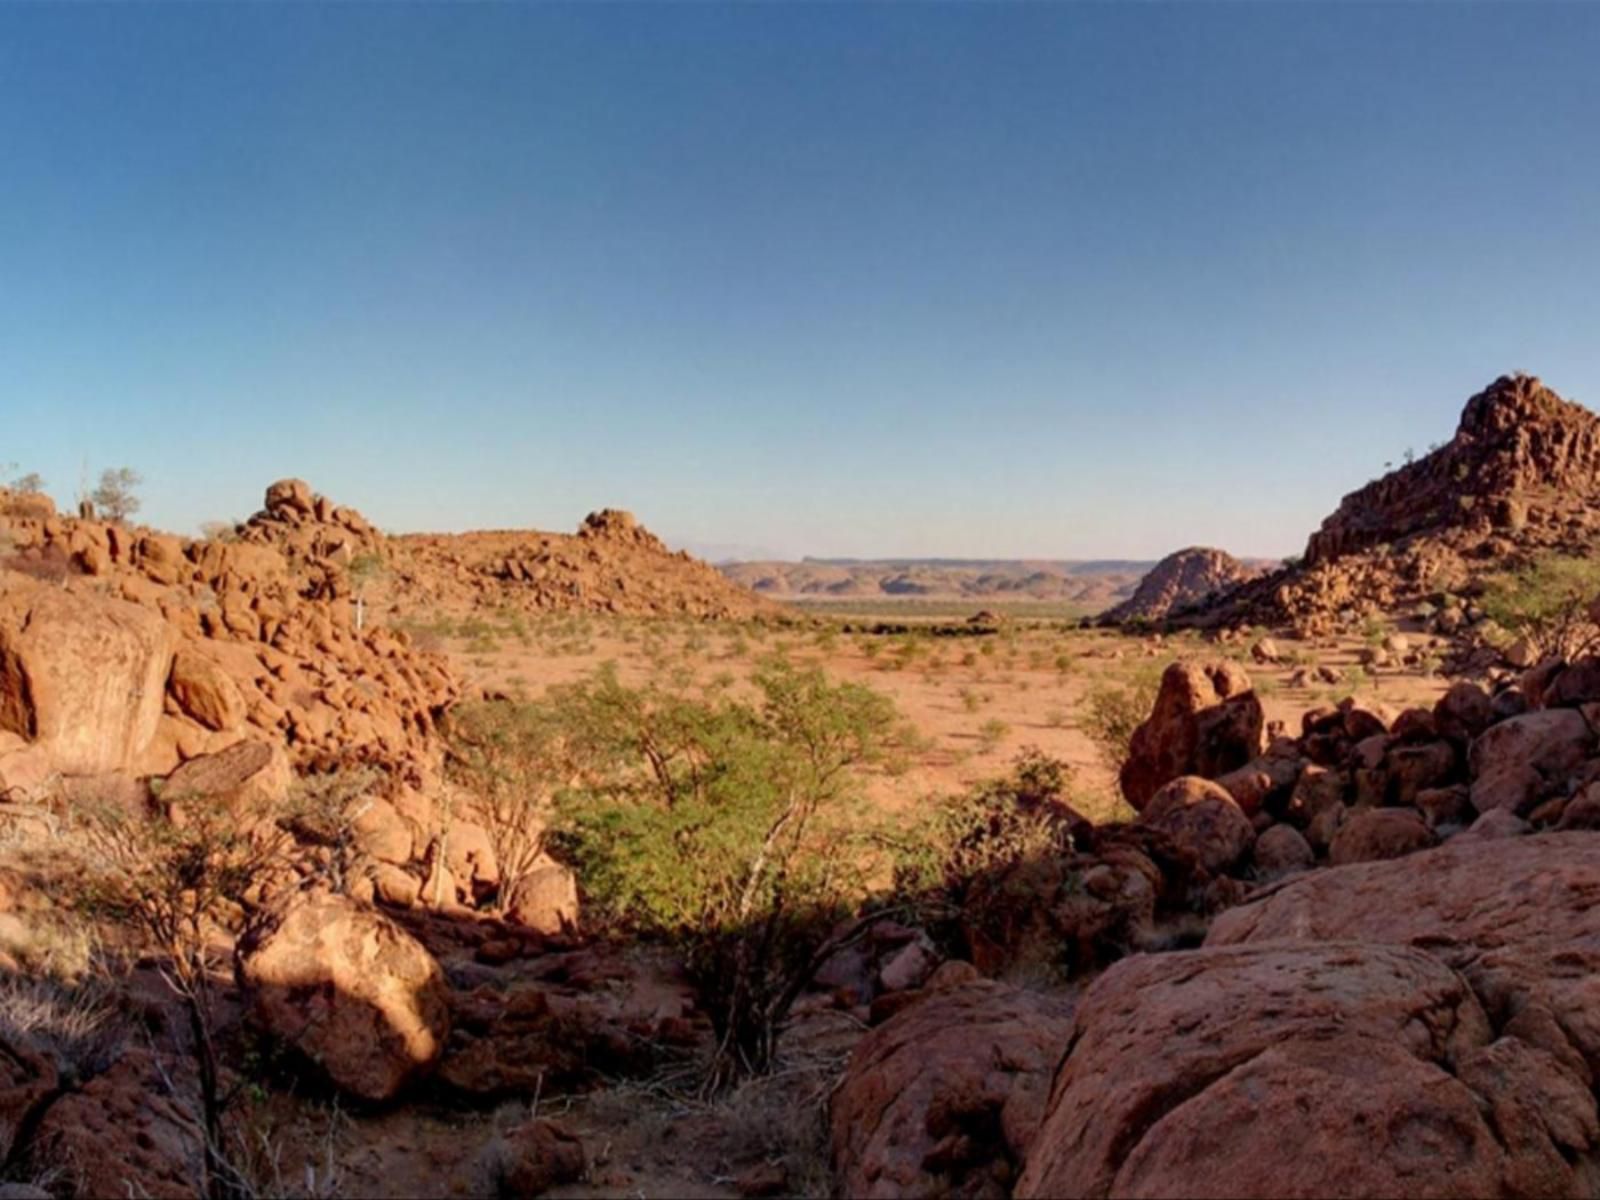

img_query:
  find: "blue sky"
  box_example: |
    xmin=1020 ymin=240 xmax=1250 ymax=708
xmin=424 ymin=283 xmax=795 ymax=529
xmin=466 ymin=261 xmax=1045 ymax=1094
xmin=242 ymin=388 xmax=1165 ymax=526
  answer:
xmin=3 ymin=3 xmax=1598 ymax=560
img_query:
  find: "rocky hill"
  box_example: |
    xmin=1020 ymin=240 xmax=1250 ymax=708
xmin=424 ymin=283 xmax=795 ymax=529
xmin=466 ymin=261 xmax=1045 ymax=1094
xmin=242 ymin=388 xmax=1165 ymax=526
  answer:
xmin=1102 ymin=546 xmax=1262 ymax=624
xmin=1201 ymin=374 xmax=1600 ymax=633
xmin=0 ymin=479 xmax=457 ymax=788
xmin=390 ymin=507 xmax=784 ymax=621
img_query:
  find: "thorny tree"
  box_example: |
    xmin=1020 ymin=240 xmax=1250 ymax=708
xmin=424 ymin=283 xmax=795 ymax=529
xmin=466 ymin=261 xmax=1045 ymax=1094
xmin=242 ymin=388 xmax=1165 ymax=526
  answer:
xmin=549 ymin=658 xmax=904 ymax=1091
xmin=82 ymin=796 xmax=287 ymax=1200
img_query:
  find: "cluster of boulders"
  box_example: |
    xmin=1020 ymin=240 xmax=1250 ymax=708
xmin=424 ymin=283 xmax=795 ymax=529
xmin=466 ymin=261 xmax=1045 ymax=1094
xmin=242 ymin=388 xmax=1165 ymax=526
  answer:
xmin=0 ymin=482 xmax=594 ymax=926
xmin=1110 ymin=651 xmax=1600 ymax=890
xmin=830 ymin=643 xmax=1600 ymax=1196
xmin=0 ymin=480 xmax=454 ymax=787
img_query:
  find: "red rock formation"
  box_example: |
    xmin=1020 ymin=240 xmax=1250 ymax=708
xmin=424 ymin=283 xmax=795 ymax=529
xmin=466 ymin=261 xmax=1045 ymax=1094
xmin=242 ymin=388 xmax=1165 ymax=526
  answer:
xmin=1306 ymin=374 xmax=1600 ymax=566
xmin=1202 ymin=374 xmax=1600 ymax=633
xmin=1103 ymin=547 xmax=1258 ymax=624
xmin=1119 ymin=660 xmax=1265 ymax=810
xmin=832 ymin=978 xmax=1076 ymax=1199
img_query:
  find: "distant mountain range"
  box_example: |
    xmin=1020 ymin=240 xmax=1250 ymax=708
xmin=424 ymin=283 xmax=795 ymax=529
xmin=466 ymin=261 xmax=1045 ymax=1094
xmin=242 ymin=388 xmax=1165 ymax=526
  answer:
xmin=717 ymin=557 xmax=1158 ymax=613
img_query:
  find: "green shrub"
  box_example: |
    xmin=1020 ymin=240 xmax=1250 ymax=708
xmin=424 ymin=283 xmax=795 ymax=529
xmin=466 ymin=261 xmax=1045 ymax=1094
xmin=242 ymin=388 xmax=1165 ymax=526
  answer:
xmin=443 ymin=700 xmax=563 ymax=904
xmin=1478 ymin=553 xmax=1600 ymax=660
xmin=976 ymin=718 xmax=1010 ymax=754
xmin=1081 ymin=668 xmax=1162 ymax=771
xmin=892 ymin=748 xmax=1080 ymax=933
xmin=547 ymin=659 xmax=903 ymax=1089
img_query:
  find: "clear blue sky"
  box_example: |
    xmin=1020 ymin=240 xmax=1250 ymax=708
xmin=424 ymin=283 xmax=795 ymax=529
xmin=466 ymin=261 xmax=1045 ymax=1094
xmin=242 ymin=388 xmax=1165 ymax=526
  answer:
xmin=4 ymin=3 xmax=1598 ymax=560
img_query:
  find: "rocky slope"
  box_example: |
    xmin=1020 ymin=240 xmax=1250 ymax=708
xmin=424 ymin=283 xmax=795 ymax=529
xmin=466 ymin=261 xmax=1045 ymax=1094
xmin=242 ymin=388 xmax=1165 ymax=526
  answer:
xmin=1102 ymin=547 xmax=1261 ymax=624
xmin=1203 ymin=374 xmax=1600 ymax=634
xmin=0 ymin=479 xmax=456 ymax=788
xmin=390 ymin=508 xmax=784 ymax=621
xmin=834 ymin=643 xmax=1600 ymax=1197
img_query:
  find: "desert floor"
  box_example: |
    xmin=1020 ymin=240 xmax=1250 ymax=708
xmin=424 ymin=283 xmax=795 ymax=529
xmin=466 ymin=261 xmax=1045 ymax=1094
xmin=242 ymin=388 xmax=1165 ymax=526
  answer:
xmin=397 ymin=599 xmax=1453 ymax=827
xmin=328 ymin=600 xmax=1450 ymax=1198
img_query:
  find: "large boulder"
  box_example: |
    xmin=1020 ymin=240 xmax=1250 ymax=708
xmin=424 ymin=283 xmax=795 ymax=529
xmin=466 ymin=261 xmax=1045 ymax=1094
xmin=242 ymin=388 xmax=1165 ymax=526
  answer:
xmin=1252 ymin=822 xmax=1314 ymax=878
xmin=1207 ymin=833 xmax=1600 ymax=1089
xmin=1120 ymin=661 xmax=1264 ymax=811
xmin=160 ymin=739 xmax=291 ymax=817
xmin=503 ymin=860 xmax=580 ymax=936
xmin=166 ymin=645 xmax=247 ymax=732
xmin=1468 ymin=709 xmax=1593 ymax=815
xmin=833 ymin=979 xmax=1075 ymax=1199
xmin=1016 ymin=941 xmax=1594 ymax=1199
xmin=1327 ymin=807 xmax=1436 ymax=866
xmin=1138 ymin=776 xmax=1254 ymax=874
xmin=236 ymin=893 xmax=450 ymax=1102
xmin=0 ymin=586 xmax=175 ymax=774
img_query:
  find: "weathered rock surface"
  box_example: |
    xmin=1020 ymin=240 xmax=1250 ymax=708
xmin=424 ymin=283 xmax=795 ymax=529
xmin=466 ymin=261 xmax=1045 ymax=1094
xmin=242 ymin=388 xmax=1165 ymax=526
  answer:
xmin=1327 ymin=806 xmax=1436 ymax=865
xmin=236 ymin=893 xmax=450 ymax=1102
xmin=1016 ymin=940 xmax=1596 ymax=1199
xmin=1208 ymin=834 xmax=1600 ymax=1086
xmin=160 ymin=738 xmax=291 ymax=817
xmin=833 ymin=978 xmax=1075 ymax=1199
xmin=31 ymin=1048 xmax=200 ymax=1199
xmin=1103 ymin=548 xmax=1259 ymax=625
xmin=1138 ymin=776 xmax=1254 ymax=874
xmin=0 ymin=1033 xmax=56 ymax=1163
xmin=1468 ymin=708 xmax=1594 ymax=814
xmin=1120 ymin=661 xmax=1264 ymax=810
xmin=0 ymin=584 xmax=175 ymax=774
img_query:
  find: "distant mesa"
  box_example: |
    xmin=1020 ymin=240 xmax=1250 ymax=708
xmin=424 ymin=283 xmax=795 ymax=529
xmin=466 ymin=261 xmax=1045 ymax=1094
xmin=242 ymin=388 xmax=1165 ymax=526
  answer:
xmin=717 ymin=558 xmax=1158 ymax=613
xmin=1103 ymin=548 xmax=1260 ymax=625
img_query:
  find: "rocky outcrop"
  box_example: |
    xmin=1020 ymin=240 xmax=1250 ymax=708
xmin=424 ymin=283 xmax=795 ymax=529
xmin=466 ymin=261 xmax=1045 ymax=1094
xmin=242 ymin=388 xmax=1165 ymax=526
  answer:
xmin=1103 ymin=548 xmax=1258 ymax=624
xmin=1198 ymin=375 xmax=1600 ymax=633
xmin=1119 ymin=660 xmax=1264 ymax=810
xmin=1306 ymin=374 xmax=1600 ymax=567
xmin=832 ymin=978 xmax=1075 ymax=1199
xmin=236 ymin=893 xmax=451 ymax=1102
xmin=0 ymin=481 xmax=459 ymax=791
xmin=0 ymin=583 xmax=175 ymax=775
xmin=390 ymin=510 xmax=781 ymax=622
xmin=1016 ymin=940 xmax=1598 ymax=1198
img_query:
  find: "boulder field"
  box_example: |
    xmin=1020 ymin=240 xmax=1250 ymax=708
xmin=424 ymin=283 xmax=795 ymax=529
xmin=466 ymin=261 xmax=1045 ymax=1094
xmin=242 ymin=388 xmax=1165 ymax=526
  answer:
xmin=834 ymin=646 xmax=1600 ymax=1198
xmin=0 ymin=481 xmax=602 ymax=923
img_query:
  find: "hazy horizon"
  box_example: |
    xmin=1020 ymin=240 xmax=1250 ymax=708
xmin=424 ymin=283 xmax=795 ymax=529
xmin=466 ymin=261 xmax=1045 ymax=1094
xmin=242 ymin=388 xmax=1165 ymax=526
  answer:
xmin=5 ymin=4 xmax=1599 ymax=560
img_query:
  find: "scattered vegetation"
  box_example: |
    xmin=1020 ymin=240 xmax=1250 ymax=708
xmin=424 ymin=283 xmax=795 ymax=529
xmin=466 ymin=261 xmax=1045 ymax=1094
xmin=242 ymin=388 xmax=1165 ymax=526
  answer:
xmin=90 ymin=466 xmax=144 ymax=523
xmin=79 ymin=797 xmax=288 ymax=1199
xmin=1478 ymin=553 xmax=1600 ymax=660
xmin=517 ymin=659 xmax=910 ymax=1089
xmin=444 ymin=701 xmax=561 ymax=909
xmin=1080 ymin=665 xmax=1162 ymax=770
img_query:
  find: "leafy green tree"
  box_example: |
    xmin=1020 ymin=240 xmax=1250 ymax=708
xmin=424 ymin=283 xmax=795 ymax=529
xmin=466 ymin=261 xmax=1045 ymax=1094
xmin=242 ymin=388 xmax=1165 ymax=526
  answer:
xmin=547 ymin=658 xmax=903 ymax=1088
xmin=1479 ymin=553 xmax=1600 ymax=660
xmin=443 ymin=699 xmax=562 ymax=906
